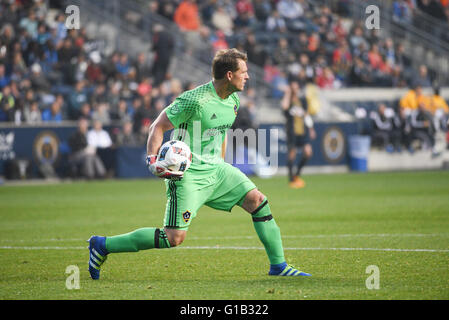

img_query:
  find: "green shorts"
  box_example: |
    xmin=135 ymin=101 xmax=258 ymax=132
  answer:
xmin=163 ymin=162 xmax=256 ymax=230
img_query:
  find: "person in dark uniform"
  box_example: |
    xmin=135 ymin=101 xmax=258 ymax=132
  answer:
xmin=393 ymin=105 xmax=413 ymax=153
xmin=151 ymin=24 xmax=174 ymax=87
xmin=369 ymin=103 xmax=400 ymax=152
xmin=410 ymin=100 xmax=438 ymax=156
xmin=281 ymin=80 xmax=316 ymax=188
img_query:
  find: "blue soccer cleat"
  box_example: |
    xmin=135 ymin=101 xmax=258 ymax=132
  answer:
xmin=87 ymin=235 xmax=108 ymax=280
xmin=268 ymin=262 xmax=311 ymax=276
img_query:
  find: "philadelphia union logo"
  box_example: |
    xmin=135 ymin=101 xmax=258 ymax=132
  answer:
xmin=321 ymin=126 xmax=345 ymax=164
xmin=33 ymin=131 xmax=60 ymax=166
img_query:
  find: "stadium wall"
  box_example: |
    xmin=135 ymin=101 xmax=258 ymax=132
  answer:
xmin=0 ymin=121 xmax=358 ymax=179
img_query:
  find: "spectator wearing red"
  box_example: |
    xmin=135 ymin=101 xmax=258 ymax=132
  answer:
xmin=174 ymin=0 xmax=202 ymax=55
xmin=332 ymin=17 xmax=348 ymax=42
xmin=174 ymin=0 xmax=200 ymax=31
xmin=332 ymin=40 xmax=352 ymax=81
xmin=235 ymin=0 xmax=256 ymax=28
xmin=211 ymin=30 xmax=229 ymax=53
xmin=86 ymin=52 xmax=103 ymax=84
xmin=307 ymin=32 xmax=320 ymax=54
xmin=316 ymin=67 xmax=336 ymax=89
xmin=332 ymin=40 xmax=352 ymax=66
xmin=137 ymin=78 xmax=152 ymax=97
xmin=236 ymin=0 xmax=254 ymax=15
xmin=367 ymin=44 xmax=385 ymax=70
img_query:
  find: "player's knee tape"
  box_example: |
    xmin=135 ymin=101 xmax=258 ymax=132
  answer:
xmin=154 ymin=228 xmax=171 ymax=249
xmin=251 ymin=199 xmax=273 ymax=222
xmin=251 ymin=199 xmax=285 ymax=265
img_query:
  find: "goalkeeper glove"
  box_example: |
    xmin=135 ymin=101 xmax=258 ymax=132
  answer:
xmin=146 ymin=155 xmax=183 ymax=180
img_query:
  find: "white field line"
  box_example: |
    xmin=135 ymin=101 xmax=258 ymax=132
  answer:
xmin=0 ymin=246 xmax=86 ymax=250
xmin=0 ymin=233 xmax=448 ymax=252
xmin=0 ymin=245 xmax=448 ymax=253
xmin=0 ymin=233 xmax=448 ymax=243
xmin=191 ymin=233 xmax=449 ymax=240
xmin=181 ymin=246 xmax=449 ymax=253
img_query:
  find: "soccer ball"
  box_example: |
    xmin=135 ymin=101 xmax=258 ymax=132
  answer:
xmin=157 ymin=140 xmax=192 ymax=174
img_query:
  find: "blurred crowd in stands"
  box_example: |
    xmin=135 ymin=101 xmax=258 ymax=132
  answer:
xmin=160 ymin=0 xmax=448 ymax=92
xmin=0 ymin=0 xmax=201 ymax=147
xmin=0 ymin=0 xmax=448 ymax=170
xmin=393 ymin=0 xmax=449 ymax=24
xmin=393 ymin=0 xmax=449 ymax=43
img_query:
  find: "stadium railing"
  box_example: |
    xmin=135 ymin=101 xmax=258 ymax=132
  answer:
xmin=347 ymin=0 xmax=449 ymax=86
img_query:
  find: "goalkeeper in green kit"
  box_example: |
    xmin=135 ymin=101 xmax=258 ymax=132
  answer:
xmin=87 ymin=49 xmax=311 ymax=279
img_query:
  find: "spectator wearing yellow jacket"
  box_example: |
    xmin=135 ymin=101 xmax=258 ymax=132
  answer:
xmin=399 ymin=85 xmax=431 ymax=113
xmin=429 ymin=87 xmax=449 ymax=132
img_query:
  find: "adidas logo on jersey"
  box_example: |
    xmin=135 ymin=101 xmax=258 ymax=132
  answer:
xmin=210 ymin=113 xmax=217 ymax=120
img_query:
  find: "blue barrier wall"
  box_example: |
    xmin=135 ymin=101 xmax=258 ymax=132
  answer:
xmin=0 ymin=122 xmax=358 ymax=178
xmin=0 ymin=125 xmax=75 ymax=177
xmin=260 ymin=122 xmax=358 ymax=167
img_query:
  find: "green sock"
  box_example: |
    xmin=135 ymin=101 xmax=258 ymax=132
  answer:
xmin=251 ymin=199 xmax=285 ymax=265
xmin=105 ymin=227 xmax=170 ymax=253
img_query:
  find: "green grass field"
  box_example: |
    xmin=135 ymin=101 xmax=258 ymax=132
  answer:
xmin=0 ymin=170 xmax=448 ymax=300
